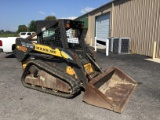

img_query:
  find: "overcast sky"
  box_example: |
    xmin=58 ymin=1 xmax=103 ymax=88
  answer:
xmin=0 ymin=0 xmax=111 ymax=31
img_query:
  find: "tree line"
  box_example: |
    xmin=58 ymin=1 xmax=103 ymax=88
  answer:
xmin=0 ymin=16 xmax=56 ymax=34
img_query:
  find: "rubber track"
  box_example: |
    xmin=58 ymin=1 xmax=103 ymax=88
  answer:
xmin=21 ymin=60 xmax=81 ymax=98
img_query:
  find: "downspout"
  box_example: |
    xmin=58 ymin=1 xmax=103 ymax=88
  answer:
xmin=111 ymin=2 xmax=115 ymax=37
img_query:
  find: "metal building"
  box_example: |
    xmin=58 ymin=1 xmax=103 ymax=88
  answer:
xmin=75 ymin=0 xmax=160 ymax=58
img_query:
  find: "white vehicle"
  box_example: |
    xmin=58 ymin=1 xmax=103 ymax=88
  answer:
xmin=0 ymin=32 xmax=37 ymax=53
xmin=19 ymin=32 xmax=37 ymax=39
xmin=0 ymin=39 xmax=3 ymax=52
xmin=0 ymin=37 xmax=17 ymax=53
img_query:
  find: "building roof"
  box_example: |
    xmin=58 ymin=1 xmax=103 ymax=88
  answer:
xmin=75 ymin=0 xmax=120 ymax=19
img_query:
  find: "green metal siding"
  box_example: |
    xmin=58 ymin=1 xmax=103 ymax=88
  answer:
xmin=76 ymin=15 xmax=88 ymax=28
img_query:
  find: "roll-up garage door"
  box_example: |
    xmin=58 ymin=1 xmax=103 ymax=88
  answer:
xmin=96 ymin=13 xmax=110 ymax=39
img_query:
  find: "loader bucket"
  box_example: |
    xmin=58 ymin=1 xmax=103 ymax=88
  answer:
xmin=83 ymin=67 xmax=137 ymax=113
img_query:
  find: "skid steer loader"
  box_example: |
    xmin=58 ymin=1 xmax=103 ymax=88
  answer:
xmin=13 ymin=19 xmax=137 ymax=113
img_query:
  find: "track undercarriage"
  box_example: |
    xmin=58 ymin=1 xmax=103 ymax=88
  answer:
xmin=22 ymin=60 xmax=81 ymax=98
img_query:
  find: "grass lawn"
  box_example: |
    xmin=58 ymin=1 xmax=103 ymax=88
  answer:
xmin=0 ymin=33 xmax=19 ymax=37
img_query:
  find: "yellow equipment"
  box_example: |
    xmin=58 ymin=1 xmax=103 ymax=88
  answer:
xmin=14 ymin=19 xmax=137 ymax=113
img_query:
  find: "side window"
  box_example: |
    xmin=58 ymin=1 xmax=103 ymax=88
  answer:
xmin=43 ymin=28 xmax=55 ymax=38
xmin=42 ymin=27 xmax=63 ymax=47
xmin=27 ymin=33 xmax=31 ymax=35
xmin=21 ymin=32 xmax=26 ymax=35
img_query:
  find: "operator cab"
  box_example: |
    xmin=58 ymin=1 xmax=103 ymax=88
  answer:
xmin=36 ymin=20 xmax=85 ymax=52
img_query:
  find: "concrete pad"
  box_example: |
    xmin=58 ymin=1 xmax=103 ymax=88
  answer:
xmin=145 ymin=58 xmax=160 ymax=64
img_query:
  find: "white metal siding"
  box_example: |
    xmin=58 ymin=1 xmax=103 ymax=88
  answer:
xmin=96 ymin=14 xmax=110 ymax=39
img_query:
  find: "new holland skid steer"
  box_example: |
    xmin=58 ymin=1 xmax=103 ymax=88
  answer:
xmin=14 ymin=19 xmax=137 ymax=113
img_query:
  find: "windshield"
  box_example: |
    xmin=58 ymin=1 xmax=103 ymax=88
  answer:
xmin=66 ymin=28 xmax=82 ymax=49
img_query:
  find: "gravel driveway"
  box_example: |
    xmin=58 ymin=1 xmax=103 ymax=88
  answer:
xmin=0 ymin=52 xmax=159 ymax=120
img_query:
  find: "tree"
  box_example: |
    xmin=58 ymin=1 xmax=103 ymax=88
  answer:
xmin=45 ymin=16 xmax=56 ymax=20
xmin=5 ymin=30 xmax=12 ymax=34
xmin=0 ymin=29 xmax=4 ymax=34
xmin=16 ymin=15 xmax=57 ymax=33
xmin=28 ymin=20 xmax=36 ymax=32
xmin=17 ymin=25 xmax=27 ymax=33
